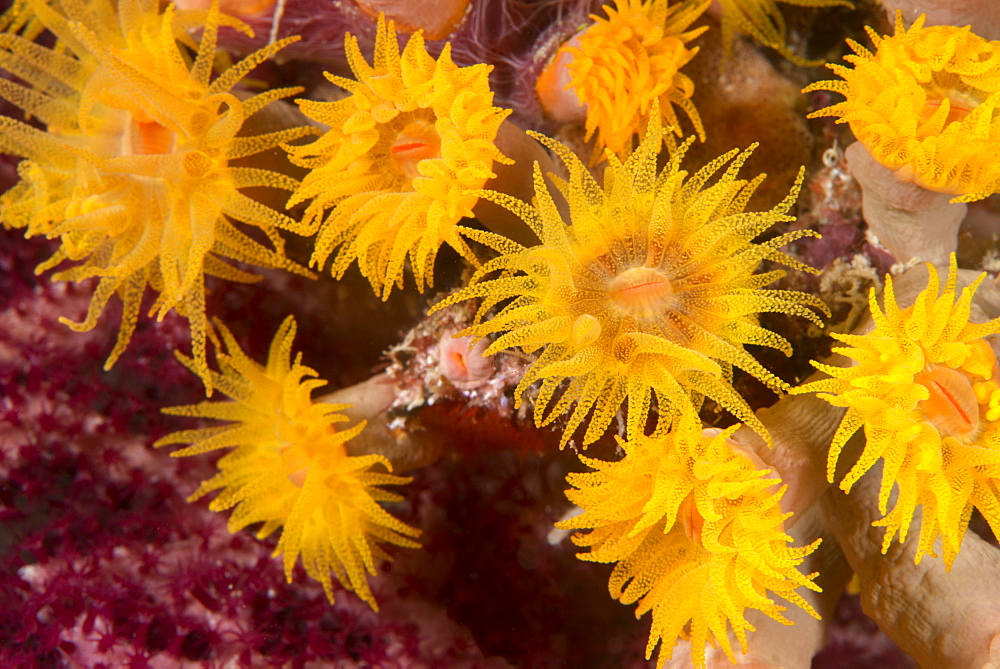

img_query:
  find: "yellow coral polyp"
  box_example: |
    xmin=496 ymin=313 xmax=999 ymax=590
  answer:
xmin=795 ymin=257 xmax=1000 ymax=567
xmin=558 ymin=414 xmax=821 ymax=669
xmin=432 ymin=109 xmax=828 ymax=447
xmin=155 ymin=316 xmax=421 ymax=610
xmin=805 ymin=12 xmax=1000 ymax=202
xmin=717 ymin=0 xmax=852 ymax=64
xmin=285 ymin=14 xmax=513 ymax=299
xmin=0 ymin=0 xmax=317 ymax=392
xmin=556 ymin=0 xmax=709 ymax=161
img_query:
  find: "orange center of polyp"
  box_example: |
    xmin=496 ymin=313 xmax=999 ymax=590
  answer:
xmin=678 ymin=495 xmax=704 ymax=544
xmin=280 ymin=442 xmax=314 ymax=488
xmin=390 ymin=119 xmax=441 ymax=184
xmin=919 ymin=89 xmax=980 ymax=127
xmin=608 ymin=266 xmax=674 ymax=318
xmin=915 ymin=365 xmax=980 ymax=440
xmin=124 ymin=108 xmax=174 ymax=155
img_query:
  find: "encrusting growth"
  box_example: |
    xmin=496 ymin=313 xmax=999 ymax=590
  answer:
xmin=155 ymin=317 xmax=421 ymax=610
xmin=285 ymin=14 xmax=513 ymax=299
xmin=805 ymin=12 xmax=1000 ymax=202
xmin=433 ymin=107 xmax=829 ymax=447
xmin=795 ymin=257 xmax=1000 ymax=568
xmin=537 ymin=0 xmax=709 ymax=162
xmin=0 ymin=0 xmax=317 ymax=393
xmin=559 ymin=413 xmax=822 ymax=669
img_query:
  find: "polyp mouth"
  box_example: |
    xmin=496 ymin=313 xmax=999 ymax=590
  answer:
xmin=125 ymin=110 xmax=176 ymax=156
xmin=390 ymin=118 xmax=441 ymax=186
xmin=916 ymin=364 xmax=981 ymax=441
xmin=608 ymin=266 xmax=675 ymax=319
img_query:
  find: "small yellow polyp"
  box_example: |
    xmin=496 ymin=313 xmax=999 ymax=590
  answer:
xmin=795 ymin=256 xmax=1000 ymax=568
xmin=805 ymin=12 xmax=1000 ymax=203
xmin=155 ymin=316 xmax=420 ymax=610
xmin=558 ymin=413 xmax=821 ymax=669
xmin=432 ymin=105 xmax=828 ymax=447
xmin=0 ymin=0 xmax=317 ymax=393
xmin=285 ymin=14 xmax=512 ymax=299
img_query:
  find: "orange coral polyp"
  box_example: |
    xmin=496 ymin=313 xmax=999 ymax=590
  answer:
xmin=354 ymin=0 xmax=472 ymax=41
xmin=558 ymin=414 xmax=821 ymax=668
xmin=286 ymin=14 xmax=512 ymax=298
xmin=0 ymin=0 xmax=317 ymax=392
xmin=805 ymin=12 xmax=1000 ymax=202
xmin=795 ymin=257 xmax=1000 ymax=567
xmin=433 ymin=107 xmax=828 ymax=447
xmin=157 ymin=317 xmax=420 ymax=610
xmin=550 ymin=0 xmax=709 ymax=161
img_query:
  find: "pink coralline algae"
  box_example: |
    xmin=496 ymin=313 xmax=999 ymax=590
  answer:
xmin=0 ymin=234 xmax=499 ymax=667
xmin=0 ymin=228 xmax=645 ymax=666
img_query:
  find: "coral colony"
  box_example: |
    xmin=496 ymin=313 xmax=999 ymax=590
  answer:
xmin=6 ymin=0 xmax=1000 ymax=666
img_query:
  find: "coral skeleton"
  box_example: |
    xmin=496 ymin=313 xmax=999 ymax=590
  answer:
xmin=806 ymin=11 xmax=1000 ymax=202
xmin=434 ymin=108 xmax=829 ymax=447
xmin=156 ymin=316 xmax=420 ymax=609
xmin=0 ymin=0 xmax=316 ymax=393
xmin=796 ymin=257 xmax=1000 ymax=568
xmin=285 ymin=14 xmax=512 ymax=299
xmin=559 ymin=413 xmax=822 ymax=669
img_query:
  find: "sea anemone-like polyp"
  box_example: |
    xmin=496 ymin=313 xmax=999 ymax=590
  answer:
xmin=805 ymin=11 xmax=1000 ymax=203
xmin=0 ymin=0 xmax=317 ymax=392
xmin=534 ymin=0 xmax=709 ymax=162
xmin=285 ymin=14 xmax=513 ymax=299
xmin=432 ymin=106 xmax=829 ymax=448
xmin=795 ymin=256 xmax=1000 ymax=568
xmin=156 ymin=316 xmax=421 ymax=610
xmin=558 ymin=412 xmax=821 ymax=669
